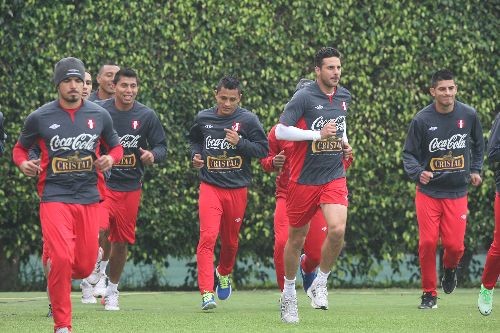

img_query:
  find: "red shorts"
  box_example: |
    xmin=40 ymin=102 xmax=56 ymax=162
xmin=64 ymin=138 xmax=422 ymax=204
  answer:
xmin=287 ymin=177 xmax=348 ymax=228
xmin=100 ymin=188 xmax=142 ymax=244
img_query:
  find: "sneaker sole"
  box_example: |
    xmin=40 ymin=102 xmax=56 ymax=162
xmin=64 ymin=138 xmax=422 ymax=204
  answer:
xmin=418 ymin=305 xmax=438 ymax=309
xmin=201 ymin=302 xmax=217 ymax=310
xmin=104 ymin=306 xmax=120 ymax=311
xmin=478 ymin=306 xmax=492 ymax=316
xmin=215 ymin=287 xmax=231 ymax=300
xmin=81 ymin=298 xmax=97 ymax=304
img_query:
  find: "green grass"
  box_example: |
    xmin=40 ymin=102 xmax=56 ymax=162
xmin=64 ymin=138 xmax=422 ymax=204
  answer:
xmin=0 ymin=289 xmax=498 ymax=332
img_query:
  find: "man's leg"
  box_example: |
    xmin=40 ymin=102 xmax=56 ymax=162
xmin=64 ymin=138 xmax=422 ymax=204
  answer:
xmin=478 ymin=192 xmax=500 ymax=315
xmin=273 ymin=197 xmax=288 ymax=291
xmin=104 ymin=189 xmax=141 ymax=311
xmin=301 ymin=209 xmax=327 ymax=294
xmin=216 ymin=187 xmax=247 ymax=300
xmin=415 ymin=191 xmax=441 ymax=309
xmin=197 ymin=183 xmax=222 ymax=309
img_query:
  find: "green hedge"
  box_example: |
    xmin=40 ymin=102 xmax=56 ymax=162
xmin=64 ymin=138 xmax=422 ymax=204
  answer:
xmin=0 ymin=0 xmax=497 ymax=288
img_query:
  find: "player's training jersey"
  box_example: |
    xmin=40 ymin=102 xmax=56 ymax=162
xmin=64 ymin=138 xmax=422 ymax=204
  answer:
xmin=279 ymin=81 xmax=351 ymax=185
xmin=487 ymin=113 xmax=500 ymax=193
xmin=403 ymin=101 xmax=484 ymax=198
xmin=16 ymin=100 xmax=121 ymax=204
xmin=98 ymin=99 xmax=167 ymax=191
xmin=88 ymin=90 xmax=106 ymax=102
xmin=188 ymin=106 xmax=268 ymax=188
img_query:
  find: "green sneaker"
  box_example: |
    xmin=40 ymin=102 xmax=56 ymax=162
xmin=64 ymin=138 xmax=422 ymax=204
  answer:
xmin=478 ymin=284 xmax=493 ymax=316
xmin=201 ymin=291 xmax=216 ymax=310
xmin=215 ymin=269 xmax=232 ymax=300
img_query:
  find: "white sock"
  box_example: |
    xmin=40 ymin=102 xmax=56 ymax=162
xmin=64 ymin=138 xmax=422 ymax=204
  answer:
xmin=283 ymin=277 xmax=296 ymax=296
xmin=107 ymin=281 xmax=119 ymax=292
xmin=317 ymin=269 xmax=330 ymax=284
xmin=100 ymin=260 xmax=109 ymax=274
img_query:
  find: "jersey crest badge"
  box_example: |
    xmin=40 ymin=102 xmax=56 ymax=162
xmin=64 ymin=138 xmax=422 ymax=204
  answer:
xmin=87 ymin=119 xmax=95 ymax=129
xmin=342 ymin=101 xmax=347 ymax=111
xmin=457 ymin=119 xmax=465 ymax=129
xmin=232 ymin=122 xmax=241 ymax=131
xmin=132 ymin=120 xmax=140 ymax=130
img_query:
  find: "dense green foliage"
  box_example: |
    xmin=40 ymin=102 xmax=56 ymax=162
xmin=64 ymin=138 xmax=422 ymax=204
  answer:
xmin=0 ymin=0 xmax=498 ymax=288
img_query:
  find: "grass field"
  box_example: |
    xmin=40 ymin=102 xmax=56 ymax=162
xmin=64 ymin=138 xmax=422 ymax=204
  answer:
xmin=0 ymin=289 xmax=498 ymax=332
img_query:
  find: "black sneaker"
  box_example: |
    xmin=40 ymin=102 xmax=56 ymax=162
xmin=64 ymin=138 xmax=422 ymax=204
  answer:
xmin=47 ymin=303 xmax=53 ymax=317
xmin=441 ymin=268 xmax=457 ymax=294
xmin=418 ymin=292 xmax=437 ymax=309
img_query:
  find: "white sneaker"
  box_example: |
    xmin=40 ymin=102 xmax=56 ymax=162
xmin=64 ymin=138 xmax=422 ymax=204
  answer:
xmin=55 ymin=327 xmax=70 ymax=333
xmin=80 ymin=279 xmax=97 ymax=304
xmin=104 ymin=288 xmax=120 ymax=311
xmin=307 ymin=277 xmax=328 ymax=310
xmin=280 ymin=293 xmax=299 ymax=323
xmin=93 ymin=274 xmax=107 ymax=298
xmin=86 ymin=247 xmax=103 ymax=285
xmin=478 ymin=284 xmax=494 ymax=316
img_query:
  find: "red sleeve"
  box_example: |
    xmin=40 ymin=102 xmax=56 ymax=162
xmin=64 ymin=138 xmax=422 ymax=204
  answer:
xmin=12 ymin=141 xmax=29 ymax=167
xmin=260 ymin=125 xmax=280 ymax=172
xmin=107 ymin=144 xmax=123 ymax=164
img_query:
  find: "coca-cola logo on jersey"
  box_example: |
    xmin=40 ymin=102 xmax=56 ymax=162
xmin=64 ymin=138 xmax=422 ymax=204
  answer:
xmin=429 ymin=134 xmax=467 ymax=152
xmin=205 ymin=136 xmax=236 ymax=150
xmin=50 ymin=134 xmax=99 ymax=151
xmin=120 ymin=134 xmax=141 ymax=148
xmin=311 ymin=116 xmax=346 ymax=131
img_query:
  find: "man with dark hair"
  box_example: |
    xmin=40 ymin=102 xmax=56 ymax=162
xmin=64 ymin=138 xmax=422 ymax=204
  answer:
xmin=88 ymin=62 xmax=120 ymax=101
xmin=403 ymin=69 xmax=484 ymax=310
xmin=260 ymin=78 xmax=353 ymax=295
xmin=12 ymin=57 xmax=123 ymax=333
xmin=188 ymin=76 xmax=268 ymax=310
xmin=84 ymin=68 xmax=167 ymax=311
xmin=276 ymin=47 xmax=352 ymax=323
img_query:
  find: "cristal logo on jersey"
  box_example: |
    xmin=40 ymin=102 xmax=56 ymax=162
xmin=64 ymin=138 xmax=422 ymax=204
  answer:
xmin=457 ymin=119 xmax=465 ymax=128
xmin=87 ymin=119 xmax=95 ymax=129
xmin=232 ymin=122 xmax=241 ymax=131
xmin=132 ymin=120 xmax=140 ymax=130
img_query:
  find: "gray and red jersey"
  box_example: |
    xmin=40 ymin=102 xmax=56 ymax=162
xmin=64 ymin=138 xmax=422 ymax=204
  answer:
xmin=97 ymin=99 xmax=167 ymax=191
xmin=188 ymin=106 xmax=268 ymax=188
xmin=279 ymin=81 xmax=351 ymax=185
xmin=403 ymin=101 xmax=484 ymax=198
xmin=88 ymin=90 xmax=106 ymax=102
xmin=487 ymin=112 xmax=500 ymax=192
xmin=14 ymin=100 xmax=121 ymax=204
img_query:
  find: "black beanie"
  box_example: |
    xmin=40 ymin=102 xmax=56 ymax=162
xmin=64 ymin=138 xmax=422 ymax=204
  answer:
xmin=53 ymin=57 xmax=85 ymax=86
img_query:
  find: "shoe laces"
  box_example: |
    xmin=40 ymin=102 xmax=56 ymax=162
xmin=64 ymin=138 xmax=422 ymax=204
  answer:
xmin=202 ymin=292 xmax=214 ymax=303
xmin=480 ymin=287 xmax=493 ymax=302
xmin=281 ymin=295 xmax=298 ymax=317
xmin=106 ymin=289 xmax=119 ymax=305
xmin=218 ymin=274 xmax=230 ymax=289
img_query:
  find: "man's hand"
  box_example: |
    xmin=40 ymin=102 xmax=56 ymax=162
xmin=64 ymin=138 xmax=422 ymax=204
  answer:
xmin=470 ymin=172 xmax=482 ymax=186
xmin=139 ymin=147 xmax=155 ymax=166
xmin=192 ymin=153 xmax=204 ymax=169
xmin=419 ymin=171 xmax=433 ymax=185
xmin=320 ymin=122 xmax=337 ymax=140
xmin=273 ymin=150 xmax=286 ymax=169
xmin=342 ymin=142 xmax=353 ymax=160
xmin=19 ymin=159 xmax=42 ymax=177
xmin=95 ymin=155 xmax=114 ymax=172
xmin=224 ymin=128 xmax=240 ymax=146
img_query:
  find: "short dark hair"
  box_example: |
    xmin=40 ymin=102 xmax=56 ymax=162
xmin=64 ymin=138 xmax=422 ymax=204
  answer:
xmin=431 ymin=69 xmax=454 ymax=88
xmin=215 ymin=76 xmax=241 ymax=93
xmin=113 ymin=68 xmax=139 ymax=85
xmin=98 ymin=62 xmax=119 ymax=75
xmin=314 ymin=47 xmax=342 ymax=68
